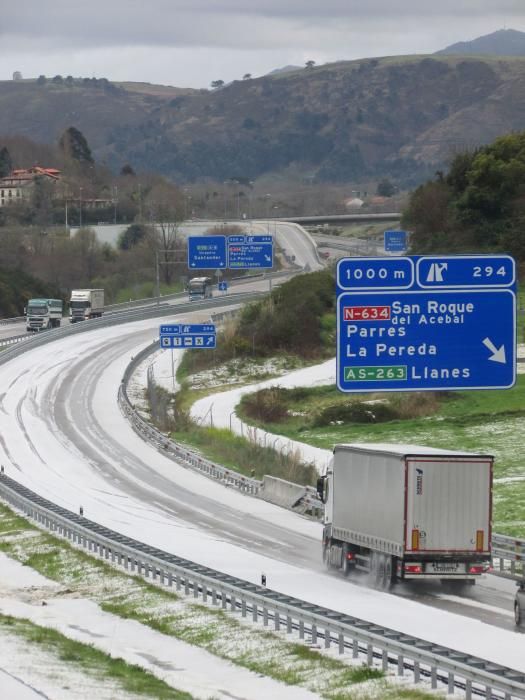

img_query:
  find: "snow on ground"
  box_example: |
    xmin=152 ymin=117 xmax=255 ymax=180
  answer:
xmin=1 ymin=319 xmax=525 ymax=681
xmin=0 ymin=553 xmax=320 ymax=700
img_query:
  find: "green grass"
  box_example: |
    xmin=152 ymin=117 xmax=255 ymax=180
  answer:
xmin=0 ymin=614 xmax=193 ymax=699
xmin=113 ymin=280 xmax=184 ymax=304
xmin=171 ymin=424 xmax=317 ymax=484
xmin=0 ymin=503 xmax=404 ymax=699
xmin=234 ymin=377 xmax=525 ymax=536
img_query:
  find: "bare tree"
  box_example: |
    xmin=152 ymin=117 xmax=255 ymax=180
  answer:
xmin=145 ymin=182 xmax=185 ymax=286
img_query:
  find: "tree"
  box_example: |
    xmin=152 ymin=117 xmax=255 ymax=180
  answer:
xmin=0 ymin=146 xmax=12 ymax=178
xmin=145 ymin=182 xmax=185 ymax=285
xmin=36 ymin=75 xmax=47 ymax=85
xmin=376 ymin=178 xmax=396 ymax=197
xmin=65 ymin=75 xmax=74 ymax=86
xmin=118 ymin=223 xmax=148 ymax=250
xmin=242 ymin=73 xmax=252 ymax=80
xmin=120 ymin=163 xmax=136 ymax=177
xmin=58 ymin=126 xmax=94 ymax=165
xmin=305 ymin=60 xmax=316 ymax=69
xmin=211 ymin=80 xmax=224 ymax=89
xmin=52 ymin=75 xmax=63 ymax=84
xmin=403 ymin=131 xmax=525 ymax=259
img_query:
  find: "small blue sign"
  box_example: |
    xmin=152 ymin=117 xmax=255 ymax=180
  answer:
xmin=218 ymin=281 xmax=228 ymax=291
xmin=416 ymin=255 xmax=515 ymax=289
xmin=188 ymin=236 xmax=226 ymax=269
xmin=336 ymin=255 xmax=516 ymax=393
xmin=227 ymin=235 xmax=273 ymax=269
xmin=160 ymin=323 xmax=216 ymax=350
xmin=384 ymin=230 xmax=408 ymax=253
xmin=337 ymin=257 xmax=414 ymax=291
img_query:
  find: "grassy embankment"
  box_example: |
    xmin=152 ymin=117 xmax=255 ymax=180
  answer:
xmin=236 ymin=378 xmax=525 ymax=537
xmin=0 ymin=503 xmax=436 ymax=700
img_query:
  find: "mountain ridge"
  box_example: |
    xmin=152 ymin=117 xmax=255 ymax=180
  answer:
xmin=1 ymin=54 xmax=525 ymax=186
xmin=436 ymin=28 xmax=525 ymax=56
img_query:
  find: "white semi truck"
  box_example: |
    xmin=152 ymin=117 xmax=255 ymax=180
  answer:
xmin=69 ymin=289 xmax=104 ymax=323
xmin=317 ymin=443 xmax=492 ymax=590
xmin=25 ymin=298 xmax=63 ymax=331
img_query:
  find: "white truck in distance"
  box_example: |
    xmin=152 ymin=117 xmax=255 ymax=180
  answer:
xmin=69 ymin=289 xmax=104 ymax=323
xmin=317 ymin=443 xmax=492 ymax=590
xmin=25 ymin=298 xmax=63 ymax=331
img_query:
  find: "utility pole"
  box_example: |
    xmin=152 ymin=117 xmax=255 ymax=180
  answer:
xmin=79 ymin=187 xmax=83 ymax=228
xmin=155 ymin=250 xmax=160 ymax=306
xmin=113 ymin=185 xmax=118 ymax=224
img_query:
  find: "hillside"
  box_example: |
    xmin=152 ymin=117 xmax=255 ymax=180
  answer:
xmin=436 ymin=28 xmax=525 ymax=56
xmin=1 ymin=55 xmax=525 ymax=184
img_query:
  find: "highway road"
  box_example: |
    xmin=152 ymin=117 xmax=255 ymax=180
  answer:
xmin=0 ymin=222 xmax=520 ymax=647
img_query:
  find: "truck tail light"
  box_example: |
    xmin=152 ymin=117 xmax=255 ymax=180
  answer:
xmin=468 ymin=564 xmax=485 ymax=574
xmin=405 ymin=564 xmax=423 ymax=574
xmin=476 ymin=530 xmax=484 ymax=552
xmin=411 ymin=529 xmax=420 ymax=551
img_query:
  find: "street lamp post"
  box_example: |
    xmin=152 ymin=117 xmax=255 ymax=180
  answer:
xmin=79 ymin=187 xmax=83 ymax=228
xmin=265 ymin=194 xmax=271 ymax=233
xmin=113 ymin=185 xmax=118 ymax=225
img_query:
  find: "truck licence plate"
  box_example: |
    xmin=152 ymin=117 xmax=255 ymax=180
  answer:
xmin=427 ymin=562 xmax=466 ymax=574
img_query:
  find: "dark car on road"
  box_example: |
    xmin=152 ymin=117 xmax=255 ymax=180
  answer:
xmin=516 ymin=581 xmax=525 ymax=628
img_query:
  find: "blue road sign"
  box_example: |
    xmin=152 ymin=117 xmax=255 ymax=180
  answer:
xmin=416 ymin=255 xmax=515 ymax=289
xmin=160 ymin=323 xmax=216 ymax=350
xmin=218 ymin=280 xmax=228 ymax=291
xmin=188 ymin=236 xmax=226 ymax=269
xmin=336 ymin=255 xmax=516 ymax=393
xmin=384 ymin=230 xmax=408 ymax=253
xmin=338 ymin=257 xmax=414 ymax=291
xmin=227 ymin=235 xmax=273 ymax=269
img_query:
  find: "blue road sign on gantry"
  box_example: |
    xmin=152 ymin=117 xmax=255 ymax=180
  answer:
xmin=227 ymin=235 xmax=273 ymax=269
xmin=188 ymin=236 xmax=226 ymax=269
xmin=336 ymin=255 xmax=516 ymax=393
xmin=160 ymin=323 xmax=216 ymax=349
xmin=384 ymin=230 xmax=408 ymax=253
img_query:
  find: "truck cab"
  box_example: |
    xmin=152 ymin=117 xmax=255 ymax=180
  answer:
xmin=69 ymin=289 xmax=104 ymax=322
xmin=26 ymin=299 xmax=63 ymax=331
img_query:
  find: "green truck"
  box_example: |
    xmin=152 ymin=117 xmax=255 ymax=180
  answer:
xmin=25 ymin=298 xmax=63 ymax=331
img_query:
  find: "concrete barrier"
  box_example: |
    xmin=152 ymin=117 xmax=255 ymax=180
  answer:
xmin=260 ymin=475 xmax=308 ymax=509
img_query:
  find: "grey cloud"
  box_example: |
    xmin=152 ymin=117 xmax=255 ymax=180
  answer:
xmin=1 ymin=0 xmax=524 ymax=50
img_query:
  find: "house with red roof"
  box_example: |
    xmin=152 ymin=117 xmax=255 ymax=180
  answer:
xmin=0 ymin=166 xmax=61 ymax=207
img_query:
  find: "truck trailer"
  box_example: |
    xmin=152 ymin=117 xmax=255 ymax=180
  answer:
xmin=25 ymin=298 xmax=63 ymax=331
xmin=317 ymin=443 xmax=492 ymax=590
xmin=69 ymin=289 xmax=104 ymax=323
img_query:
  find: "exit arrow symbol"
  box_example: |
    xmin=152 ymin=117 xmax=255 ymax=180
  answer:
xmin=482 ymin=337 xmax=506 ymax=364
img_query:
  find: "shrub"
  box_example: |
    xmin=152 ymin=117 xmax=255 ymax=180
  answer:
xmin=312 ymin=401 xmax=398 ymax=426
xmin=241 ymin=388 xmax=289 ymax=422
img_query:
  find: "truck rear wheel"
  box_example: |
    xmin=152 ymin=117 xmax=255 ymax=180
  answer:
xmin=382 ymin=556 xmax=393 ymax=590
xmin=342 ymin=545 xmax=351 ymax=577
xmin=369 ymin=552 xmax=382 ymax=588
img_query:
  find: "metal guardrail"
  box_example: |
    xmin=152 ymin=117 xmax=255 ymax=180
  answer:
xmin=492 ymin=534 xmax=525 ymax=581
xmin=118 ymin=348 xmax=261 ymax=495
xmin=0 ymin=332 xmax=33 ymax=348
xmin=0 ymin=276 xmax=524 ymax=697
xmin=118 ymin=336 xmax=323 ymax=516
xmin=0 ymin=316 xmax=24 ymax=325
xmin=0 ymin=472 xmax=523 ymax=699
xmin=0 ymin=291 xmax=265 ymax=369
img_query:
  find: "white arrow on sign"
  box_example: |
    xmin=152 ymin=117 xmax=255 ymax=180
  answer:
xmin=482 ymin=337 xmax=506 ymax=364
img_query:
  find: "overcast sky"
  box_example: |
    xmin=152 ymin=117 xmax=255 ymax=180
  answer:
xmin=1 ymin=1 xmax=524 ymax=88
